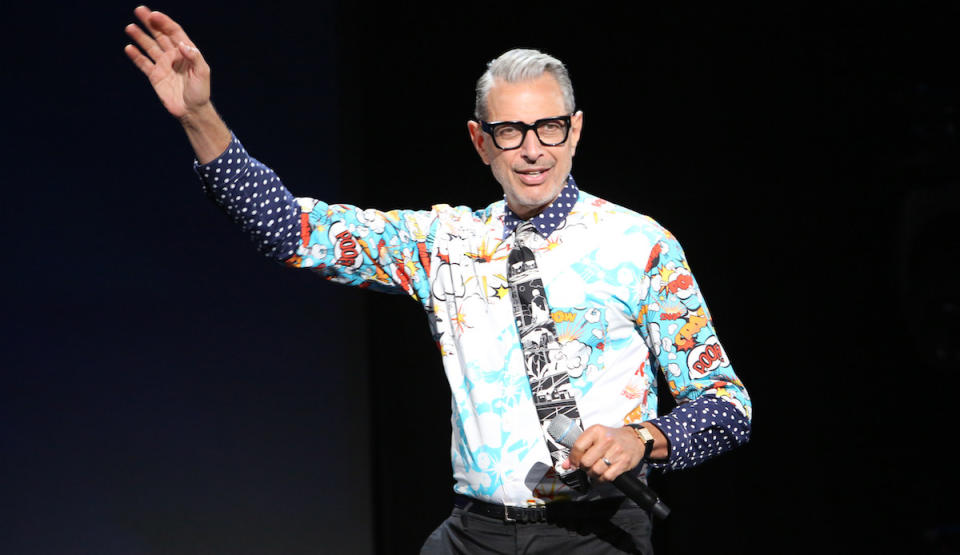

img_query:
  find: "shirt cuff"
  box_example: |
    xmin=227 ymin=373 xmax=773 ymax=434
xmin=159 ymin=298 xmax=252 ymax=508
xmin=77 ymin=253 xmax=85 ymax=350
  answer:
xmin=193 ymin=132 xmax=249 ymax=195
xmin=645 ymin=395 xmax=751 ymax=471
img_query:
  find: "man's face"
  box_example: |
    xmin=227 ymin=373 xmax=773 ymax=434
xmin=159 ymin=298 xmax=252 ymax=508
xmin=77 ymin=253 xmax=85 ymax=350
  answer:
xmin=468 ymin=73 xmax=582 ymax=219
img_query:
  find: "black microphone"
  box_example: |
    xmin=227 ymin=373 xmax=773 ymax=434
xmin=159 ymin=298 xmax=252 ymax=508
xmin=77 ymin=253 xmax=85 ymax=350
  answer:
xmin=547 ymin=414 xmax=670 ymax=520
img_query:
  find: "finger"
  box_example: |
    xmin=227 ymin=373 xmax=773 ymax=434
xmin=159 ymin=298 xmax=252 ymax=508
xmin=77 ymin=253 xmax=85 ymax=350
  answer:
xmin=171 ymin=40 xmax=205 ymax=75
xmin=125 ymin=22 xmax=164 ymax=62
xmin=588 ymin=453 xmax=620 ymax=482
xmin=124 ymin=43 xmax=155 ymax=76
xmin=146 ymin=10 xmax=196 ymax=49
xmin=605 ymin=451 xmax=634 ymax=481
xmin=133 ymin=5 xmax=152 ymax=20
xmin=568 ymin=425 xmax=601 ymax=466
xmin=590 ymin=459 xmax=609 ymax=479
xmin=579 ymin=445 xmax=604 ymax=473
xmin=567 ymin=441 xmax=582 ymax=466
xmin=577 ymin=432 xmax=613 ymax=470
xmin=600 ymin=461 xmax=623 ymax=483
xmin=133 ymin=5 xmax=170 ymax=49
xmin=595 ymin=436 xmax=634 ymax=482
xmin=133 ymin=5 xmax=153 ymax=28
xmin=178 ymin=41 xmax=202 ymax=61
xmin=587 ymin=450 xmax=620 ymax=479
xmin=156 ymin=33 xmax=176 ymax=52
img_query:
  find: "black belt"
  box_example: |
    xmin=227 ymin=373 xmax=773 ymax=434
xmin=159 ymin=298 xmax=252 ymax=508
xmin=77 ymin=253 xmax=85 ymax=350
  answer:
xmin=454 ymin=494 xmax=628 ymax=523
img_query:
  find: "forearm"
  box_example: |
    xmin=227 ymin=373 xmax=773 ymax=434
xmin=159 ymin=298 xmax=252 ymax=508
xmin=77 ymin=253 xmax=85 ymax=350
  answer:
xmin=181 ymin=102 xmax=232 ymax=164
xmin=195 ymin=133 xmax=301 ymax=260
xmin=635 ymin=422 xmax=668 ymax=461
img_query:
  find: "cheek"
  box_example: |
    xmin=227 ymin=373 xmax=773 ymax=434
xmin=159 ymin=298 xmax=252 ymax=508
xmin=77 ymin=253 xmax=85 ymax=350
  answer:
xmin=490 ymin=153 xmax=515 ymax=177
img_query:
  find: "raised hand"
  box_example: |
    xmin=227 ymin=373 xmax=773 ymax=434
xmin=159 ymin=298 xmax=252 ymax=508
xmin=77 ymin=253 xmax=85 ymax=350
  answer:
xmin=124 ymin=6 xmax=230 ymax=163
xmin=124 ymin=5 xmax=210 ymax=120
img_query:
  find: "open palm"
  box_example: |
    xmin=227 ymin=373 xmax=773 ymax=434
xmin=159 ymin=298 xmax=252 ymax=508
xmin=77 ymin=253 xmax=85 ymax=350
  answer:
xmin=124 ymin=6 xmax=209 ymax=119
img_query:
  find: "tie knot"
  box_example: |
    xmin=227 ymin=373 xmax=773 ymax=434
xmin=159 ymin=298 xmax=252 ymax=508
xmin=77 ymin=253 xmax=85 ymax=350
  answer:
xmin=515 ymin=222 xmax=538 ymax=245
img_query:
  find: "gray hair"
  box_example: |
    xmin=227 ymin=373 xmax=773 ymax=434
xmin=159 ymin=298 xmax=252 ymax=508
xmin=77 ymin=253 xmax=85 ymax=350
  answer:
xmin=474 ymin=48 xmax=576 ymax=121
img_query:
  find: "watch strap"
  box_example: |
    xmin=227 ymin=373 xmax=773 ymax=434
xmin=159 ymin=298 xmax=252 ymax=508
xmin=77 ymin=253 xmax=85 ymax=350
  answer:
xmin=627 ymin=423 xmax=655 ymax=461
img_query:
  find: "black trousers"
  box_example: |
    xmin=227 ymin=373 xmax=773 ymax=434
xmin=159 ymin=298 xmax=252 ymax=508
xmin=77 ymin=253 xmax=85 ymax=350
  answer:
xmin=420 ymin=500 xmax=653 ymax=554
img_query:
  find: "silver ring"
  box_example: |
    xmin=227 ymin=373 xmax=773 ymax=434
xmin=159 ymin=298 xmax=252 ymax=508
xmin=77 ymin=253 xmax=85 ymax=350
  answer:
xmin=602 ymin=456 xmax=612 ymax=466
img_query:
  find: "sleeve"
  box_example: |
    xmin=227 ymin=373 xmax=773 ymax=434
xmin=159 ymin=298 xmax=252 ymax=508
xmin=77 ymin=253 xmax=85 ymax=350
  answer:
xmin=634 ymin=231 xmax=752 ymax=471
xmin=194 ymin=133 xmax=436 ymax=302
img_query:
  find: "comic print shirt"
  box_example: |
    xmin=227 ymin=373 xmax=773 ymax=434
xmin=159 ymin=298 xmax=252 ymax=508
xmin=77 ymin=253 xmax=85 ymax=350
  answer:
xmin=196 ymin=134 xmax=753 ymax=506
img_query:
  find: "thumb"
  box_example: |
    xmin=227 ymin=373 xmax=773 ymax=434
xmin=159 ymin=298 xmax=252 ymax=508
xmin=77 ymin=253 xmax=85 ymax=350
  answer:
xmin=177 ymin=41 xmax=201 ymax=61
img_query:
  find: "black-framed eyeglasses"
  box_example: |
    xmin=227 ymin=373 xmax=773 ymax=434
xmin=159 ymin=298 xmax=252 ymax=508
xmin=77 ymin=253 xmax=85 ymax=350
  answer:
xmin=480 ymin=115 xmax=572 ymax=150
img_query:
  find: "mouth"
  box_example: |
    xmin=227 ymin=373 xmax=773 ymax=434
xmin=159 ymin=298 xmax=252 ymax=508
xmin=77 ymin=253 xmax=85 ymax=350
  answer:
xmin=515 ymin=166 xmax=551 ymax=185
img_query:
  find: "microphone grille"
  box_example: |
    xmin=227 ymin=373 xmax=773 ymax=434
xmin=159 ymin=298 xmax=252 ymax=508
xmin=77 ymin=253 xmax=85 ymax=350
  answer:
xmin=547 ymin=414 xmax=580 ymax=448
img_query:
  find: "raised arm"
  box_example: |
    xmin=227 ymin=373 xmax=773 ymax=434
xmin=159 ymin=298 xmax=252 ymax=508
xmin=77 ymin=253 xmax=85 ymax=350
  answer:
xmin=124 ymin=5 xmax=230 ymax=163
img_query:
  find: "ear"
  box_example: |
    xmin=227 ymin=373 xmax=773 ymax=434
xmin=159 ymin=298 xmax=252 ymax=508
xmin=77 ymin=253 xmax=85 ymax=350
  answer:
xmin=467 ymin=120 xmax=491 ymax=165
xmin=568 ymin=110 xmax=584 ymax=157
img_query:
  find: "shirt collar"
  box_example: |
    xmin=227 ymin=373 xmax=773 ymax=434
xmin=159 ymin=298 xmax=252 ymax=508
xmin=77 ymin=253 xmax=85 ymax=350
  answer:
xmin=502 ymin=175 xmax=580 ymax=240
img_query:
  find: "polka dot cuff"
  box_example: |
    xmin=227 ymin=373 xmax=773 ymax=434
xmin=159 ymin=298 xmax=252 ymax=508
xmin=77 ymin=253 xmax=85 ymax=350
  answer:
xmin=193 ymin=134 xmax=301 ymax=261
xmin=646 ymin=395 xmax=751 ymax=472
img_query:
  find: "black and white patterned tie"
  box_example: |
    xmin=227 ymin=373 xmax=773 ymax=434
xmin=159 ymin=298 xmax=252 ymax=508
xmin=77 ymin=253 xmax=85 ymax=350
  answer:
xmin=507 ymin=222 xmax=588 ymax=491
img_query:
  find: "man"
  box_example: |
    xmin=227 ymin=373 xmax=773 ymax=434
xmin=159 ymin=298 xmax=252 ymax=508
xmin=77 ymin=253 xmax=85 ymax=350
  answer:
xmin=125 ymin=6 xmax=751 ymax=554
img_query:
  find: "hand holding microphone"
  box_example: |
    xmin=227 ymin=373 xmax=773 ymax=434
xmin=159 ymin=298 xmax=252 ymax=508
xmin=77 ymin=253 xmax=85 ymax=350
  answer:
xmin=548 ymin=414 xmax=670 ymax=519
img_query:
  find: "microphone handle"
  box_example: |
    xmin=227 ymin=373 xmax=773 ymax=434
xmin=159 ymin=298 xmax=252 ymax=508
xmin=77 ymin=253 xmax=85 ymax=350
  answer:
xmin=613 ymin=473 xmax=671 ymax=520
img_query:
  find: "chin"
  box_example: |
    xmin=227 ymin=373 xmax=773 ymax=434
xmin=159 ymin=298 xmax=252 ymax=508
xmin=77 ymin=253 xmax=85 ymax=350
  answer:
xmin=512 ymin=196 xmax=555 ymax=218
xmin=504 ymin=176 xmax=565 ymax=217
xmin=529 ymin=187 xmax=562 ymax=207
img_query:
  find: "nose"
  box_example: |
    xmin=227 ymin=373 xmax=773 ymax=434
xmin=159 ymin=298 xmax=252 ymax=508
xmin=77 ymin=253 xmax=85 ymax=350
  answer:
xmin=519 ymin=127 xmax=544 ymax=161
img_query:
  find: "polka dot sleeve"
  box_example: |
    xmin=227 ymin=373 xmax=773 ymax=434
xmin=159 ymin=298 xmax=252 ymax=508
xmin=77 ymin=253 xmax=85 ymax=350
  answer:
xmin=645 ymin=395 xmax=751 ymax=472
xmin=193 ymin=133 xmax=301 ymax=261
xmin=191 ymin=132 xmax=438 ymax=302
xmin=635 ymin=228 xmax=753 ymax=472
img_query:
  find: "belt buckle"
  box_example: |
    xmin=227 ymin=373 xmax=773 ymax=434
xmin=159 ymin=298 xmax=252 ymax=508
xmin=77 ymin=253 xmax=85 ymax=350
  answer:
xmin=504 ymin=504 xmax=515 ymax=523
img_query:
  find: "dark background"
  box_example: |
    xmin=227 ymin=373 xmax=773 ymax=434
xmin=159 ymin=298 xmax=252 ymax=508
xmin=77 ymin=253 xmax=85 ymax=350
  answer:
xmin=2 ymin=2 xmax=958 ymax=554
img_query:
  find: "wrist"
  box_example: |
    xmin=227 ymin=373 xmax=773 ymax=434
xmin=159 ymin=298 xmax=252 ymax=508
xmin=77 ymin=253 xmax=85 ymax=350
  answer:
xmin=626 ymin=423 xmax=655 ymax=461
xmin=178 ymin=101 xmax=219 ymax=129
xmin=179 ymin=102 xmax=232 ymax=165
